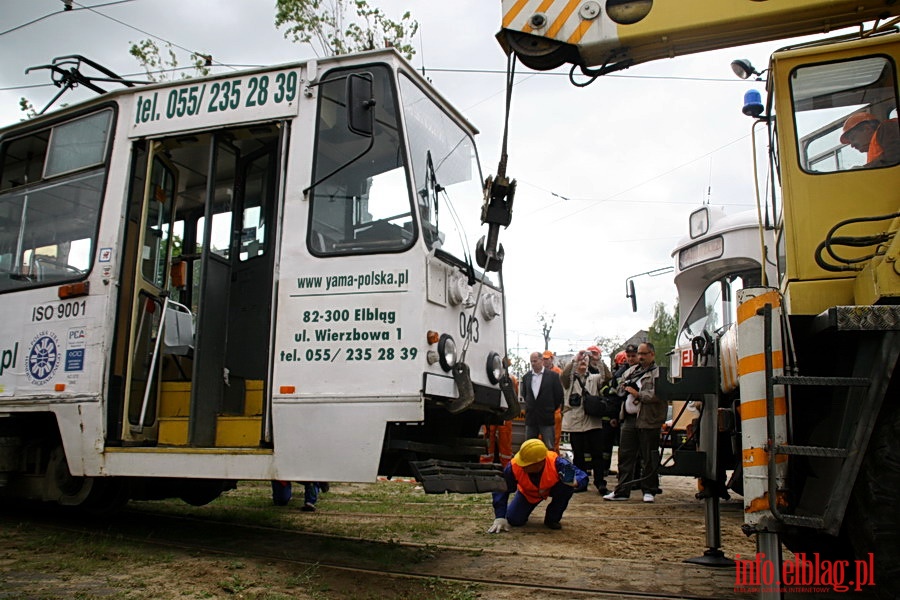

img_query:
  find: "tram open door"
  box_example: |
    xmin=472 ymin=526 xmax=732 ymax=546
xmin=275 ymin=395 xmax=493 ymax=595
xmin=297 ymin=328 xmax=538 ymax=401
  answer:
xmin=113 ymin=125 xmax=282 ymax=448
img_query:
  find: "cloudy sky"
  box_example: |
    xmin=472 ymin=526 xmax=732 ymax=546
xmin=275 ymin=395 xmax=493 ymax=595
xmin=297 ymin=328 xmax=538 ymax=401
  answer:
xmin=0 ymin=1 xmax=832 ymax=359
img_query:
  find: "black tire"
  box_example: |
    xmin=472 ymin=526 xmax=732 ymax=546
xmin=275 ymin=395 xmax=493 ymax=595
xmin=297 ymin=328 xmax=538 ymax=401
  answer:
xmin=178 ymin=480 xmax=229 ymax=507
xmin=845 ymin=385 xmax=900 ymax=599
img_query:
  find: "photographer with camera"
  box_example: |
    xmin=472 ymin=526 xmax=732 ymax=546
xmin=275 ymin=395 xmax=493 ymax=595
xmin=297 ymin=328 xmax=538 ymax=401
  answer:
xmin=561 ymin=350 xmax=611 ymax=494
xmin=603 ymin=342 xmax=666 ymax=503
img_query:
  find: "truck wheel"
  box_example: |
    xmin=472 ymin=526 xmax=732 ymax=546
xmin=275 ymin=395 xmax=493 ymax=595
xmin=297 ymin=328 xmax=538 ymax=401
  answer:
xmin=845 ymin=384 xmax=900 ymax=599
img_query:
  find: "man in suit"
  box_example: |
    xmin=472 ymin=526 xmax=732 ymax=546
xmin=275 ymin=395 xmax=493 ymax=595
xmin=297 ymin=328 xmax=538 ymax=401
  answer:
xmin=521 ymin=351 xmax=564 ymax=449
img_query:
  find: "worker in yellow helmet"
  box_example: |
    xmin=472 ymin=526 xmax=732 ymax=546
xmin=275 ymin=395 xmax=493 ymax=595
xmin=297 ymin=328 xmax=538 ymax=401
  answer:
xmin=487 ymin=438 xmax=587 ymax=532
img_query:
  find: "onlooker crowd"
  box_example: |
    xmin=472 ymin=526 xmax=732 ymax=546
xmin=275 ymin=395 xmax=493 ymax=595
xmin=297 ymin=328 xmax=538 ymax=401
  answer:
xmin=507 ymin=341 xmax=667 ymax=502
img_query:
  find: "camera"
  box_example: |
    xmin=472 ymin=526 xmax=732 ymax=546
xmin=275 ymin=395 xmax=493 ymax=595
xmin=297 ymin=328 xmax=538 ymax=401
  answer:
xmin=569 ymin=393 xmax=581 ymax=407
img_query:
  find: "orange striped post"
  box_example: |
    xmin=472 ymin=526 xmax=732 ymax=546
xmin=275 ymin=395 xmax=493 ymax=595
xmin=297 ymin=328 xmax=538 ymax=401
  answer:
xmin=736 ymin=287 xmax=788 ymax=526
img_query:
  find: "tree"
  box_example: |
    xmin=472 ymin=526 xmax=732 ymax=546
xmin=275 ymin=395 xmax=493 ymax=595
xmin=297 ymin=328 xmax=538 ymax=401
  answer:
xmin=18 ymin=98 xmax=38 ymax=120
xmin=129 ymin=39 xmax=211 ymax=82
xmin=537 ymin=312 xmax=555 ymax=352
xmin=275 ymin=0 xmax=418 ymax=59
xmin=593 ymin=335 xmax=624 ymax=363
xmin=505 ymin=352 xmax=529 ymax=379
xmin=648 ymin=301 xmax=679 ymax=365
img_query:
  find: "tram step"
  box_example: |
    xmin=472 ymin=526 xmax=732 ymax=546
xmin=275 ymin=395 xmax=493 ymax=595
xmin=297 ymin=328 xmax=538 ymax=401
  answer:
xmin=160 ymin=382 xmax=192 ymax=417
xmin=245 ymin=380 xmax=264 ymax=415
xmin=159 ymin=380 xmax=265 ymax=418
xmin=158 ymin=416 xmax=189 ymax=445
xmin=215 ymin=416 xmax=262 ymax=447
xmin=409 ymin=459 xmax=507 ymax=494
xmin=157 ymin=415 xmax=262 ymax=447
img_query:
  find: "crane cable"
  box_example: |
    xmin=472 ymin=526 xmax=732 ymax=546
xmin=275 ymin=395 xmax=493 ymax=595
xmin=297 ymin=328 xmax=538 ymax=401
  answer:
xmin=461 ymin=53 xmax=518 ymax=360
xmin=496 ymin=52 xmax=517 ymax=180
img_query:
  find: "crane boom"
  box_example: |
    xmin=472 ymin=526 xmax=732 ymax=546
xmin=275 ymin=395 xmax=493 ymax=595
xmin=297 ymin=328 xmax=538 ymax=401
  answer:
xmin=500 ymin=0 xmax=900 ymax=71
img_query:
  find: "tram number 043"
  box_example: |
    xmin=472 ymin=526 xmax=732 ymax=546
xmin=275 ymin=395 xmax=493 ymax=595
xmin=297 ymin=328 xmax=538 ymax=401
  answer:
xmin=32 ymin=300 xmax=87 ymax=322
xmin=459 ymin=313 xmax=480 ymax=343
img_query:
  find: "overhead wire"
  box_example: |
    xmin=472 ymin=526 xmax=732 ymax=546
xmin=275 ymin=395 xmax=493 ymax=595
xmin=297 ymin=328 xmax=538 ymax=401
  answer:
xmin=0 ymin=0 xmax=136 ymax=37
xmin=532 ymin=134 xmax=751 ymax=224
xmin=3 ymin=4 xmax=756 ymax=217
xmin=69 ymin=0 xmax=236 ymax=72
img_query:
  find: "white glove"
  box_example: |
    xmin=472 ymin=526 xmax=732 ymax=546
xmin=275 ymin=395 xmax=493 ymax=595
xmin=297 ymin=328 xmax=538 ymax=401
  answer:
xmin=487 ymin=517 xmax=510 ymax=534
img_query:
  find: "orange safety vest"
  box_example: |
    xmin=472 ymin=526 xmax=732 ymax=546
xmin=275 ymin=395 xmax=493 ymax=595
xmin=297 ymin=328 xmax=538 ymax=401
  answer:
xmin=510 ymin=451 xmax=560 ymax=503
xmin=869 ymin=118 xmax=899 ymax=164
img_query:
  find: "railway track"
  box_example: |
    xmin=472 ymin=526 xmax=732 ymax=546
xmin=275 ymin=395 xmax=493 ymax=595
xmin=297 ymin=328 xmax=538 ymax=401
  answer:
xmin=1 ymin=499 xmax=745 ymax=600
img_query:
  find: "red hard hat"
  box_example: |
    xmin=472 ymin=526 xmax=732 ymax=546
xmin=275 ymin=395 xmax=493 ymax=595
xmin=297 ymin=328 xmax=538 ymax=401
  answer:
xmin=615 ymin=351 xmax=627 ymax=365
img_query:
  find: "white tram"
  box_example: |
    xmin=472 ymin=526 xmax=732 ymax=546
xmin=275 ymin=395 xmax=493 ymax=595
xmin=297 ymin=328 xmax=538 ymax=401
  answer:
xmin=0 ymin=49 xmax=514 ymax=508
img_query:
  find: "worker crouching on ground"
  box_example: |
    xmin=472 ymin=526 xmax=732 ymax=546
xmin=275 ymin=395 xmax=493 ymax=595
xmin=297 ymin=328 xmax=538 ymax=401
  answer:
xmin=488 ymin=438 xmax=588 ymax=532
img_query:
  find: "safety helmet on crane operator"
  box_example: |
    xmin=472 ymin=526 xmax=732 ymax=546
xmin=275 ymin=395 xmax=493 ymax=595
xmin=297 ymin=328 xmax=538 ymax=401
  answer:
xmin=840 ymin=112 xmax=879 ymax=144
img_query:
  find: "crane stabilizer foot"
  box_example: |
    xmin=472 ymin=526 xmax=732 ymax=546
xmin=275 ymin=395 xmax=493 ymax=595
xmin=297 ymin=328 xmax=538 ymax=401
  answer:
xmin=684 ymin=548 xmax=735 ymax=568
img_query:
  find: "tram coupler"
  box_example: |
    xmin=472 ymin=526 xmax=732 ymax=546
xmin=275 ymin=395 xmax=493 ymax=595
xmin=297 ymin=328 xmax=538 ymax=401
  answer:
xmin=447 ymin=362 xmax=476 ymax=414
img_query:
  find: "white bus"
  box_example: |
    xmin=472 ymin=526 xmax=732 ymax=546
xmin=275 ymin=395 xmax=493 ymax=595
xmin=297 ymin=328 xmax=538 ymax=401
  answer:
xmin=0 ymin=49 xmax=515 ymax=509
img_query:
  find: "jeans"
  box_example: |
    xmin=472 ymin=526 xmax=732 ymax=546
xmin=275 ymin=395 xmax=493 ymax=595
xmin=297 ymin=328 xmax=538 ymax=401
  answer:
xmin=525 ymin=424 xmax=556 ymax=449
xmin=505 ymin=480 xmax=575 ymax=526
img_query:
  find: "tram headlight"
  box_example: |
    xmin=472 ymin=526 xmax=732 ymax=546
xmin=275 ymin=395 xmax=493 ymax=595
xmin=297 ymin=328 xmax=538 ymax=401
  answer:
xmin=486 ymin=352 xmax=503 ymax=384
xmin=448 ymin=274 xmax=471 ymax=306
xmin=480 ymin=292 xmax=501 ymax=321
xmin=437 ymin=334 xmax=457 ymax=372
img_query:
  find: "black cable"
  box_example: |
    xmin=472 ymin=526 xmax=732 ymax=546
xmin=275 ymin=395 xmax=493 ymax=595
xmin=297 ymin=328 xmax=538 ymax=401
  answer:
xmin=496 ymin=52 xmax=516 ymax=180
xmin=814 ymin=210 xmax=900 ymax=272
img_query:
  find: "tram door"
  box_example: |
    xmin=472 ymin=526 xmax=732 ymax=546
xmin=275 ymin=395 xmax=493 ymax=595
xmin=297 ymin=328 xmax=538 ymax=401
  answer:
xmin=116 ymin=142 xmax=180 ymax=443
xmin=117 ymin=126 xmax=281 ymax=446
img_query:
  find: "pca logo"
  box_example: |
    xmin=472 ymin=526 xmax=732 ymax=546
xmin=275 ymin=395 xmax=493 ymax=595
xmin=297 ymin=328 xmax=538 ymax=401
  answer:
xmin=27 ymin=332 xmax=60 ymax=385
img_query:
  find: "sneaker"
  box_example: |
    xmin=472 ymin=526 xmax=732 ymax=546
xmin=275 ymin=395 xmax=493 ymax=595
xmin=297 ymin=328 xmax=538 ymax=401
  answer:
xmin=603 ymin=492 xmax=628 ymax=501
xmin=301 ymin=502 xmax=316 ymax=512
xmin=544 ymin=519 xmax=562 ymax=530
xmin=643 ymin=493 xmax=655 ymax=503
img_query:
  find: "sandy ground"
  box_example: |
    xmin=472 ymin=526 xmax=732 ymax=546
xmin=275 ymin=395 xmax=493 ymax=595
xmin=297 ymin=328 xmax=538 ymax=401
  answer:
xmin=0 ymin=451 xmax=881 ymax=599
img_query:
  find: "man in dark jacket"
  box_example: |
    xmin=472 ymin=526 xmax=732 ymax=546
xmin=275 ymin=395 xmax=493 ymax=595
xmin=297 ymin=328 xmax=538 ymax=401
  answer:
xmin=604 ymin=342 xmax=667 ymax=503
xmin=521 ymin=351 xmax=564 ymax=449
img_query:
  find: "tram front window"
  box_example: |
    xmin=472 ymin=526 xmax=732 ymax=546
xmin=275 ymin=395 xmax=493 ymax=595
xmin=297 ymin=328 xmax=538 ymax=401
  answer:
xmin=308 ymin=65 xmax=415 ymax=255
xmin=399 ymin=74 xmax=483 ymax=262
xmin=677 ymin=275 xmax=745 ymax=348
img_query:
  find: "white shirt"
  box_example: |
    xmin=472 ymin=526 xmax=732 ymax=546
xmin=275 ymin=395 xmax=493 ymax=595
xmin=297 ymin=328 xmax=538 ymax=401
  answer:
xmin=530 ymin=369 xmax=543 ymax=398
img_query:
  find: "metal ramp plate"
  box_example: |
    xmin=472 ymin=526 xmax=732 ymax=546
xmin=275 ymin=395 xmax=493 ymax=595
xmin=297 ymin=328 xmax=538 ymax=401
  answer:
xmin=409 ymin=459 xmax=507 ymax=494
